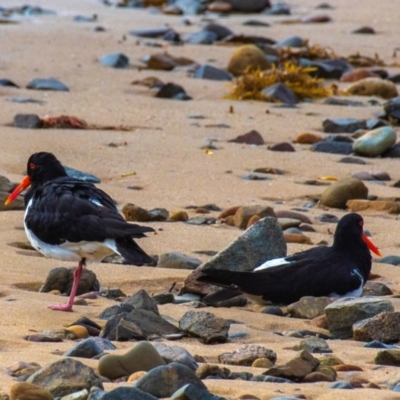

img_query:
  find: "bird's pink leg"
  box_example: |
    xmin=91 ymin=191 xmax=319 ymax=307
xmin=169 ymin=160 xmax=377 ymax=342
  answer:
xmin=48 ymin=260 xmax=84 ymax=312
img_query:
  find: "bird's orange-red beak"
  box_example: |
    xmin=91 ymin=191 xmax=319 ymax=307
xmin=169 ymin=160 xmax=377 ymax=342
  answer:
xmin=362 ymin=233 xmax=382 ymax=257
xmin=4 ymin=175 xmax=31 ymax=205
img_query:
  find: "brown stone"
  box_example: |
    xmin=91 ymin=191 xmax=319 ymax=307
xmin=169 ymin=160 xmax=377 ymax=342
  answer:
xmin=284 ymin=233 xmax=312 ymax=244
xmin=169 ymin=211 xmax=189 ymax=221
xmin=228 ymin=130 xmax=265 ymax=145
xmin=65 ymin=325 xmax=89 ymax=339
xmin=234 ymin=205 xmax=276 ymax=229
xmin=251 ymin=358 xmax=274 ymax=368
xmin=302 ymin=371 xmax=334 ymax=382
xmin=122 ymin=204 xmax=152 ymax=222
xmin=218 ymin=206 xmax=241 ymax=219
xmin=310 ymin=314 xmax=329 ymax=330
xmin=346 ymin=77 xmax=398 ymax=99
xmin=247 ymin=215 xmax=261 ymax=228
xmin=353 ymin=312 xmax=400 ymax=342
xmin=10 ymin=382 xmax=53 ymax=400
xmin=145 ymin=52 xmax=195 ymax=71
xmin=127 ymin=371 xmax=147 ymax=383
xmin=346 ymin=199 xmax=400 ymax=214
xmin=340 ymin=68 xmax=378 ymax=82
xmin=333 ymin=364 xmax=363 ymax=372
xmin=293 ymin=132 xmax=323 ymax=144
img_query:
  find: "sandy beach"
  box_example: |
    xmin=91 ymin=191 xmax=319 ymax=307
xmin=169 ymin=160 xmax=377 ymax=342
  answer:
xmin=1 ymin=0 xmax=400 ymax=398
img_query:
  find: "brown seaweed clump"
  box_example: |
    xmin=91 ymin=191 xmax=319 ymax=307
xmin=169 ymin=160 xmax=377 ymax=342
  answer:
xmin=226 ymin=63 xmax=332 ymax=101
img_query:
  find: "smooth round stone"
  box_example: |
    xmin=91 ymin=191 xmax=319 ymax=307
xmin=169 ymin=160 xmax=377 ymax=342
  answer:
xmin=26 ymin=78 xmax=69 ymax=91
xmin=99 ymin=53 xmax=129 ymax=68
xmin=278 ymin=218 xmax=301 ymax=229
xmin=227 ymin=45 xmax=270 ymax=76
xmin=275 ymin=35 xmax=304 ymax=48
xmin=338 ymin=156 xmax=366 ymax=165
xmin=98 ymin=341 xmax=166 ymax=380
xmin=262 ymin=306 xmax=283 ymax=316
xmin=224 ymin=0 xmax=271 ymax=12
xmin=353 ymin=127 xmax=397 ymax=157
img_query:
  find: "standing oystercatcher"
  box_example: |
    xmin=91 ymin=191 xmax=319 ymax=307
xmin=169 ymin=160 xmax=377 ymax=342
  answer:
xmin=198 ymin=213 xmax=381 ymax=304
xmin=5 ymin=152 xmax=154 ymax=311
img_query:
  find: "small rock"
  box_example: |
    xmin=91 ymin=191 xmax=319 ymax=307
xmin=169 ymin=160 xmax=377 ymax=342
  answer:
xmin=225 ymin=0 xmax=271 ymax=12
xmin=27 ymin=358 xmax=103 ymax=397
xmin=329 ymin=381 xmax=354 ymax=389
xmin=262 ymin=82 xmax=297 ymax=105
xmin=293 ymin=337 xmax=331 ymax=353
xmin=63 ymin=338 xmax=103 ymax=359
xmin=156 ymin=83 xmax=191 ymax=100
xmin=376 ymin=255 xmax=400 ymax=266
xmin=169 ymin=211 xmax=189 ymax=221
xmin=375 ymin=350 xmax=400 ymax=366
xmin=353 ymin=312 xmax=400 ymax=342
xmin=134 ymin=363 xmax=207 ymax=398
xmin=98 ymin=341 xmax=166 ymax=379
xmin=353 ymin=126 xmax=397 ymax=157
xmin=170 ymin=383 xmax=225 ymax=400
xmin=152 ymin=342 xmax=198 ymax=371
xmin=352 ymin=26 xmax=375 ymax=34
xmin=228 ymin=129 xmax=265 ymax=145
xmin=13 ymin=114 xmax=43 ymax=129
xmin=157 ymin=252 xmax=201 ymax=270
xmin=346 ymin=199 xmax=400 ymax=214
xmin=99 ymin=53 xmax=129 ymax=68
xmin=194 ymin=65 xmax=232 ymax=81
xmin=262 ymin=306 xmax=284 ymax=316
xmin=234 ymin=205 xmax=276 ymax=229
xmin=124 ymin=289 xmax=159 ymax=314
xmin=322 ymin=118 xmax=367 ymax=133
xmin=288 ymin=296 xmax=335 ymax=319
xmin=320 ymin=178 xmax=368 ymax=209
xmin=27 ymin=78 xmax=69 ymax=92
xmin=325 ymin=297 xmax=394 ymax=339
xmin=340 ymin=68 xmax=378 ymax=82
xmin=179 ymin=311 xmax=230 ymax=344
xmin=301 ymin=14 xmax=331 ymax=23
xmin=338 ymin=156 xmax=366 ymax=165
xmin=219 ymin=345 xmax=276 ymax=366
xmin=362 ymin=281 xmax=392 ymax=296
xmin=268 ymin=142 xmax=295 ymax=152
xmin=227 ymin=45 xmax=270 ymax=76
xmin=311 ymin=141 xmax=353 ymax=155
xmin=207 ymin=1 xmax=233 ymax=13
xmin=347 ymin=77 xmax=398 ymax=99
xmin=293 ymin=132 xmax=323 ymax=144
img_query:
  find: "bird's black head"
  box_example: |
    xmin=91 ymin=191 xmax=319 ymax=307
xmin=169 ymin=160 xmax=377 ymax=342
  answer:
xmin=333 ymin=213 xmax=380 ymax=256
xmin=27 ymin=152 xmax=67 ymax=185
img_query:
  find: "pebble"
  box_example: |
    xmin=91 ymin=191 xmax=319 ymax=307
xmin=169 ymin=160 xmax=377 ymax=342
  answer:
xmin=193 ymin=64 xmax=232 ymax=81
xmin=186 ymin=216 xmax=215 ymax=225
xmin=322 ymin=118 xmax=367 ymax=133
xmin=179 ymin=310 xmax=230 ymax=344
xmin=183 ymin=216 xmax=286 ymax=296
xmin=99 ymin=53 xmax=129 ymax=68
xmin=175 ymin=0 xmax=205 ymax=15
xmin=157 ymin=251 xmax=201 ymax=270
xmin=353 ymin=312 xmax=400 ymax=343
xmin=0 ymin=78 xmax=19 ymax=87
xmin=152 ymin=342 xmax=198 ymax=371
xmin=242 ymin=173 xmax=270 ymax=181
xmin=27 ymin=358 xmax=103 ymax=397
xmin=293 ymin=337 xmax=331 ymax=353
xmin=207 ymin=1 xmax=233 ymax=13
xmin=352 ymin=25 xmax=375 ymax=34
xmin=293 ymin=132 xmax=322 ymax=144
xmin=143 ymin=52 xmax=194 ymax=70
xmin=74 ymin=15 xmax=97 ymax=22
xmin=288 ymin=296 xmax=335 ymax=319
xmin=98 ymin=341 xmax=166 ymax=379
xmin=263 ymin=3 xmax=291 ymax=15
xmin=300 ymin=58 xmax=350 ymax=79
xmin=375 ymin=350 xmax=400 ymax=366
xmin=262 ymin=82 xmax=297 ymax=105
xmin=195 ymin=364 xmax=230 ymax=379
xmin=324 ymin=97 xmax=364 ymax=106
xmin=301 ymin=13 xmax=331 ymax=23
xmin=320 ymin=178 xmax=368 ymax=209
xmin=376 ymin=255 xmax=400 ymax=266
xmin=275 ymin=210 xmax=312 ymax=224
xmin=275 ymin=35 xmax=304 ymax=48
xmin=224 ymin=0 xmax=271 ymax=12
xmin=362 ymin=281 xmax=392 ymax=296
xmin=203 ymin=23 xmax=233 ymax=40
xmin=325 ymin=297 xmax=394 ymax=339
xmin=383 ymin=96 xmax=400 ymax=123
xmin=26 ymin=78 xmax=69 ymax=91
xmin=10 ymin=383 xmax=53 ymax=400
xmin=234 ymin=205 xmax=276 ymax=229
xmin=259 ymin=305 xmax=284 ymax=319
xmin=227 ymin=45 xmax=270 ymax=76
xmin=13 ymin=113 xmax=43 ymax=129
xmin=315 ymin=213 xmax=339 ymax=223
xmin=352 ymin=126 xmax=397 ymax=157
xmin=219 ymin=345 xmax=276 ymax=366
xmin=242 ymin=19 xmax=270 ymax=27
xmin=134 ymin=363 xmax=207 ymax=398
xmin=228 ymin=129 xmax=265 ymax=145
xmin=124 ymin=289 xmax=159 ymax=314
xmin=265 ymin=350 xmax=319 ymax=380
xmin=123 ymin=203 xmax=162 ymax=221
xmin=183 ymin=30 xmax=218 ymax=44
xmin=311 ymin=141 xmax=352 ymax=155
xmin=8 ymin=97 xmax=45 ymax=104
xmin=63 ymin=338 xmax=104 ymax=359
xmin=268 ymin=142 xmax=295 ymax=152
xmin=65 ymin=325 xmax=89 ymax=339
xmin=347 ymin=77 xmax=398 ymax=99
xmin=338 ymin=156 xmax=366 ymax=165
xmin=155 ymin=83 xmax=191 ymax=100
xmin=329 ymin=381 xmax=354 ymax=389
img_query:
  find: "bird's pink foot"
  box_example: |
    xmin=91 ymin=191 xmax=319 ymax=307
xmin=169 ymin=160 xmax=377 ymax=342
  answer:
xmin=48 ymin=303 xmax=73 ymax=312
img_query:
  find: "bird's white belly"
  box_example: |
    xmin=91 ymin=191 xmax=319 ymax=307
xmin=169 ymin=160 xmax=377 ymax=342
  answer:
xmin=329 ymin=269 xmax=364 ymax=298
xmin=24 ymin=199 xmax=117 ymax=262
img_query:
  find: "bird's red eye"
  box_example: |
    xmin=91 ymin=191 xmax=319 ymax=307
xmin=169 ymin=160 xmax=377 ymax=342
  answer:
xmin=29 ymin=163 xmax=36 ymax=170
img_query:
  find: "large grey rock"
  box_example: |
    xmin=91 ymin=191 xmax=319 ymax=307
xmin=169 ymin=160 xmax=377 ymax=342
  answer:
xmin=27 ymin=358 xmax=103 ymax=397
xmin=353 ymin=312 xmax=400 ymax=343
xmin=325 ymin=297 xmax=394 ymax=339
xmin=134 ymin=363 xmax=207 ymax=398
xmin=182 ymin=217 xmax=286 ymax=296
xmin=179 ymin=311 xmax=230 ymax=344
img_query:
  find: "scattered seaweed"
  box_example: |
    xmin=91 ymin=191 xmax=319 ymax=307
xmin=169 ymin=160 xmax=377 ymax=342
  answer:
xmin=226 ymin=63 xmax=332 ymax=101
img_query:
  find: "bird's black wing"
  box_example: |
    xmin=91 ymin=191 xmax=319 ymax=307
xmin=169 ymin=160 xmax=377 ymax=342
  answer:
xmin=199 ymin=250 xmax=365 ymax=304
xmin=26 ymin=178 xmax=154 ymax=245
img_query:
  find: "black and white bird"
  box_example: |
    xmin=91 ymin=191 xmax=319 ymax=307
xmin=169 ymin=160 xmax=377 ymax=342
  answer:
xmin=198 ymin=213 xmax=381 ymax=305
xmin=5 ymin=152 xmax=154 ymax=311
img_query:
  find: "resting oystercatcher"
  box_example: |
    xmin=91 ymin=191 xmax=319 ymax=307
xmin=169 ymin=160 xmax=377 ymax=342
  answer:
xmin=5 ymin=152 xmax=154 ymax=311
xmin=198 ymin=213 xmax=381 ymax=305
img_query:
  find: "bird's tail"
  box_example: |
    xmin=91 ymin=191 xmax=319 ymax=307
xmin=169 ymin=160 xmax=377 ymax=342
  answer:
xmin=198 ymin=269 xmax=269 ymax=296
xmin=115 ymin=237 xmax=154 ymax=266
